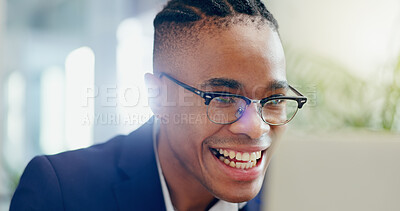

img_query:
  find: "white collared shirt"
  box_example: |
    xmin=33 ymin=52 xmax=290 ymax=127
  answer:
xmin=152 ymin=118 xmax=246 ymax=211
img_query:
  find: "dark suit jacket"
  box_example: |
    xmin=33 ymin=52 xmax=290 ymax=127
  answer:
xmin=10 ymin=119 xmax=264 ymax=211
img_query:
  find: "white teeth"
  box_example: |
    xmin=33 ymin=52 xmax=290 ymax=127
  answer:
xmin=250 ymin=152 xmax=256 ymax=161
xmin=235 ymin=163 xmax=241 ymax=169
xmin=224 ymin=158 xmax=230 ymax=165
xmin=220 ymin=158 xmax=258 ymax=169
xmin=256 ymin=151 xmax=261 ymax=159
xmin=215 ymin=149 xmax=262 ymax=161
xmin=223 ymin=150 xmax=229 ymax=157
xmin=236 ymin=152 xmax=242 ymax=161
xmin=229 ymin=151 xmax=235 ymax=159
xmin=242 ymin=153 xmax=250 ymax=161
xmin=215 ymin=148 xmax=263 ymax=169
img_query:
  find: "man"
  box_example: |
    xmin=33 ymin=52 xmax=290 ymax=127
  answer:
xmin=10 ymin=0 xmax=307 ymax=210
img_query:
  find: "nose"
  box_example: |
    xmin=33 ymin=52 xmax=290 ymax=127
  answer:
xmin=228 ymin=103 xmax=270 ymax=139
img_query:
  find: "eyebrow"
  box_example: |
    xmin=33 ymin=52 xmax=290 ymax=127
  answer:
xmin=200 ymin=78 xmax=243 ymax=89
xmin=200 ymin=77 xmax=288 ymax=91
xmin=269 ymin=80 xmax=289 ymax=91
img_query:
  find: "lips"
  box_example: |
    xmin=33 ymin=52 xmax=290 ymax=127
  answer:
xmin=210 ymin=148 xmax=263 ymax=170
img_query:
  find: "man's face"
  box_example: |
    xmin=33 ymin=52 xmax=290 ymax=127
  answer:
xmin=158 ymin=24 xmax=286 ymax=202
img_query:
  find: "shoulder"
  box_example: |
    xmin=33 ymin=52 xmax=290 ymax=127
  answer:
xmin=9 ymin=155 xmax=64 ymax=210
xmin=9 ymin=135 xmax=129 ymax=210
xmin=10 ymin=120 xmax=156 ymax=210
xmin=46 ymin=119 xmax=154 ymax=172
xmin=46 ymin=134 xmax=126 ymax=172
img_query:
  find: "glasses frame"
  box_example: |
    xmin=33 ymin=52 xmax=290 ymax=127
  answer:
xmin=159 ymin=73 xmax=307 ymax=125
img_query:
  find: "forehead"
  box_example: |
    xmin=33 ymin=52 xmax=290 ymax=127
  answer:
xmin=181 ymin=24 xmax=286 ymax=90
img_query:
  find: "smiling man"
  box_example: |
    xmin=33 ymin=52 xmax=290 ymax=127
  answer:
xmin=10 ymin=0 xmax=306 ymax=211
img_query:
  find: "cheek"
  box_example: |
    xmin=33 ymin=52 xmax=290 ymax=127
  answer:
xmin=162 ymin=89 xmax=212 ymax=129
xmin=163 ymin=102 xmax=220 ymax=150
xmin=161 ymin=90 xmax=209 ymax=123
xmin=165 ymin=113 xmax=220 ymax=147
xmin=163 ymin=112 xmax=223 ymax=176
xmin=161 ymin=91 xmax=224 ymax=163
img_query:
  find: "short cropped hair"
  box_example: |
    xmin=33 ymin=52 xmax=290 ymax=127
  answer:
xmin=153 ymin=0 xmax=279 ymax=73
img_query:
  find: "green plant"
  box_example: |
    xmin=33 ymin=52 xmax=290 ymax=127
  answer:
xmin=381 ymin=53 xmax=400 ymax=131
xmin=284 ymin=46 xmax=398 ymax=132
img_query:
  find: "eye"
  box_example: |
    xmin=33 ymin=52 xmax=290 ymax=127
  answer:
xmin=211 ymin=96 xmax=239 ymax=109
xmin=214 ymin=96 xmax=236 ymax=104
xmin=265 ymin=99 xmax=283 ymax=106
xmin=264 ymin=95 xmax=285 ymax=108
xmin=269 ymin=99 xmax=283 ymax=105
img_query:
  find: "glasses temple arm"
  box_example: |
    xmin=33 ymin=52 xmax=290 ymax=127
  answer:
xmin=288 ymin=85 xmax=308 ymax=109
xmin=289 ymin=85 xmax=304 ymax=97
xmin=159 ymin=73 xmax=205 ymax=97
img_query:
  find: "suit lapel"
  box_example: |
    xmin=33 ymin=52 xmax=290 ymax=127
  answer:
xmin=113 ymin=119 xmax=166 ymax=211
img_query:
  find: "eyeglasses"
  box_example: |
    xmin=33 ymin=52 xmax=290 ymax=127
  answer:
xmin=159 ymin=73 xmax=307 ymax=125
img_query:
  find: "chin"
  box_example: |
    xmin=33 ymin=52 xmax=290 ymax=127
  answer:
xmin=212 ymin=183 xmax=263 ymax=203
xmin=216 ymin=192 xmax=258 ymax=203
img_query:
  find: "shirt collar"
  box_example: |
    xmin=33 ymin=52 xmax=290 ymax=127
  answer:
xmin=152 ymin=118 xmax=246 ymax=211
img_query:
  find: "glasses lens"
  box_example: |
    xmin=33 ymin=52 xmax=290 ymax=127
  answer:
xmin=261 ymin=99 xmax=299 ymax=125
xmin=207 ymin=96 xmax=247 ymax=124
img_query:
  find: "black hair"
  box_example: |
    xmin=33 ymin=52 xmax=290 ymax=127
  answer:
xmin=153 ymin=0 xmax=279 ymax=72
xmin=154 ymin=0 xmax=278 ymax=30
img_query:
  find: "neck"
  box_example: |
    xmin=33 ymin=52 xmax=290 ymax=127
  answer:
xmin=157 ymin=128 xmax=215 ymax=211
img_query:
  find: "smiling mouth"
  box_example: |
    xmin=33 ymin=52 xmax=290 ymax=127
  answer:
xmin=210 ymin=148 xmax=263 ymax=169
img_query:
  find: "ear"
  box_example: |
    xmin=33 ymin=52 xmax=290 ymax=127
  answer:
xmin=144 ymin=73 xmax=163 ymax=116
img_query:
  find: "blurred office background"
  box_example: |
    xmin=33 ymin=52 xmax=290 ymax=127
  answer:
xmin=0 ymin=0 xmax=399 ymax=210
